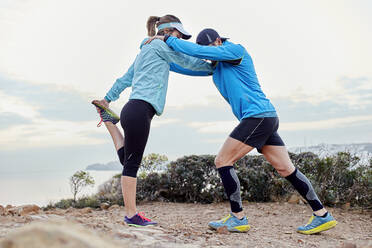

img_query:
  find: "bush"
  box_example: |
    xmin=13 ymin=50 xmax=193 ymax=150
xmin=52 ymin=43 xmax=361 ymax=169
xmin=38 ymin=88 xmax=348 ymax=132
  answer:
xmin=291 ymin=152 xmax=371 ymax=207
xmin=134 ymin=152 xmax=371 ymax=208
xmin=47 ymin=151 xmax=371 ymax=209
xmin=96 ymin=174 xmax=123 ymax=206
xmin=137 ymin=173 xmax=171 ymax=201
xmin=166 ymin=155 xmax=224 ymax=203
xmin=46 ymin=195 xmax=101 ymax=209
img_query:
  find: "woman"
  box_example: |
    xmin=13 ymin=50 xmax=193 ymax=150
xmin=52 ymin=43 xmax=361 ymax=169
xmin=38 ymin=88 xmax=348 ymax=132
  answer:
xmin=146 ymin=29 xmax=337 ymax=234
xmin=92 ymin=15 xmax=213 ymax=227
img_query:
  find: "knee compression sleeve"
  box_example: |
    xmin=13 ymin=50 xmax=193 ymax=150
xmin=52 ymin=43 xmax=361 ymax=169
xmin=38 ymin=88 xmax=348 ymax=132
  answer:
xmin=218 ymin=166 xmax=243 ymax=213
xmin=121 ymin=151 xmax=142 ymax=178
xmin=122 ymin=161 xmax=139 ymax=178
xmin=117 ymin=147 xmax=140 ymax=178
xmin=285 ymin=168 xmax=324 ymax=211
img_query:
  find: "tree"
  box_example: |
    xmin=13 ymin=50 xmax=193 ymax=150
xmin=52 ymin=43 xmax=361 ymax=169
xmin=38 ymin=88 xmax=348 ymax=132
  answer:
xmin=138 ymin=153 xmax=168 ymax=177
xmin=69 ymin=170 xmax=95 ymax=202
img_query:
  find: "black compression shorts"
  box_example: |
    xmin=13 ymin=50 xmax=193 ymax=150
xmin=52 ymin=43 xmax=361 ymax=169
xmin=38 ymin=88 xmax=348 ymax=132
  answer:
xmin=229 ymin=117 xmax=285 ymax=153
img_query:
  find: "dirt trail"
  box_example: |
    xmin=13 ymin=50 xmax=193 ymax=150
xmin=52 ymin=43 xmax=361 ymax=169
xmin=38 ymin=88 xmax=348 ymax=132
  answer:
xmin=0 ymin=202 xmax=371 ymax=248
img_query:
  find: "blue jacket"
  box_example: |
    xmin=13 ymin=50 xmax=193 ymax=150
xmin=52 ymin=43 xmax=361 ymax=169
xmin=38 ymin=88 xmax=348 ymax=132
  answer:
xmin=165 ymin=36 xmax=277 ymax=120
xmin=105 ymin=38 xmax=213 ymax=115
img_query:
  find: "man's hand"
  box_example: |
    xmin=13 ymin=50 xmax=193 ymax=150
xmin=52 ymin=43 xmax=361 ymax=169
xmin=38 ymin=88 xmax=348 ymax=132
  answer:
xmin=144 ymin=35 xmax=165 ymax=45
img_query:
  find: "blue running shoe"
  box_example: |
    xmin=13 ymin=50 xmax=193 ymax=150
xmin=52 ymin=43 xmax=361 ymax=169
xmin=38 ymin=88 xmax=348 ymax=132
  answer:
xmin=124 ymin=212 xmax=157 ymax=227
xmin=297 ymin=212 xmax=337 ymax=235
xmin=208 ymin=213 xmax=250 ymax=233
xmin=91 ymin=100 xmax=120 ymax=127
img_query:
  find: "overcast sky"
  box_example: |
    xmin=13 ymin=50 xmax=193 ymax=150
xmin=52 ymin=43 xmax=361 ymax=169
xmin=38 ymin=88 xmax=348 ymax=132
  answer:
xmin=0 ymin=0 xmax=371 ymax=172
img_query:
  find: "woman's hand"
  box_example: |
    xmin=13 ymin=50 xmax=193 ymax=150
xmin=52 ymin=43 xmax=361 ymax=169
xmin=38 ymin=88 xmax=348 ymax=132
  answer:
xmin=92 ymin=99 xmax=109 ymax=113
xmin=144 ymin=35 xmax=165 ymax=45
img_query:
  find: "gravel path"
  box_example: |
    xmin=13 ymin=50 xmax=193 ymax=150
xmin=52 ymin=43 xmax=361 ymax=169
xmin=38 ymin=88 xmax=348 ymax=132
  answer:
xmin=1 ymin=202 xmax=371 ymax=248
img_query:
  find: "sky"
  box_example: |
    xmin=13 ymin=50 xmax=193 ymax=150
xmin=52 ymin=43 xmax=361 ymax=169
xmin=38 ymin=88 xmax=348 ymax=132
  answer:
xmin=0 ymin=0 xmax=371 ymax=174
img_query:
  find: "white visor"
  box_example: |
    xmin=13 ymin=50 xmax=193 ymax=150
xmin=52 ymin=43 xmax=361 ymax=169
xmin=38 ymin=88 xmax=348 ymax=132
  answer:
xmin=157 ymin=22 xmax=192 ymax=40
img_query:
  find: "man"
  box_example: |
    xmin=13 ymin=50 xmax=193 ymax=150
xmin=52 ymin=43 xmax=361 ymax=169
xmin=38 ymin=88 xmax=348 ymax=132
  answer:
xmin=146 ymin=28 xmax=337 ymax=234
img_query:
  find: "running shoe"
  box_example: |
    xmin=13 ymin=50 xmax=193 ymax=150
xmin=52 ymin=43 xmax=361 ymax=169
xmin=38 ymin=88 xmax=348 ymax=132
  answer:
xmin=91 ymin=100 xmax=120 ymax=127
xmin=208 ymin=213 xmax=250 ymax=233
xmin=297 ymin=212 xmax=337 ymax=235
xmin=124 ymin=212 xmax=157 ymax=227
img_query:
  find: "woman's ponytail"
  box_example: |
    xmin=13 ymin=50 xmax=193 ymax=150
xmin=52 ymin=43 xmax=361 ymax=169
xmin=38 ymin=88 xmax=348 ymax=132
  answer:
xmin=146 ymin=16 xmax=160 ymax=36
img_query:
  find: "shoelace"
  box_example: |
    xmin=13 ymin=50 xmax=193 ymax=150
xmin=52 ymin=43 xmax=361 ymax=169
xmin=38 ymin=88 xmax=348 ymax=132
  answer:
xmin=138 ymin=212 xmax=152 ymax=222
xmin=96 ymin=109 xmax=103 ymax=127
xmin=304 ymin=215 xmax=315 ymax=227
xmin=220 ymin=214 xmax=232 ymax=223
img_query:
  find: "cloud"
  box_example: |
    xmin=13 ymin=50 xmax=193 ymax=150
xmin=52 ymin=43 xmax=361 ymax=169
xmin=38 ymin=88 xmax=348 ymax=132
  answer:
xmin=0 ymin=76 xmax=111 ymax=149
xmin=0 ymin=119 xmax=108 ymax=150
xmin=280 ymin=115 xmax=372 ymax=131
xmin=283 ymin=76 xmax=372 ymax=107
xmin=152 ymin=118 xmax=180 ymax=128
xmin=188 ymin=121 xmax=237 ymax=134
xmin=0 ymin=112 xmax=31 ymax=129
xmin=0 ymin=90 xmax=40 ymax=119
xmin=0 ymin=76 xmax=97 ymax=122
xmin=187 ymin=114 xmax=372 ymax=134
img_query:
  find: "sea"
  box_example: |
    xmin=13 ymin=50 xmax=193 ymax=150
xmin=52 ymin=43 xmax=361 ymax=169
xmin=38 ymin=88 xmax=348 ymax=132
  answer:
xmin=0 ymin=169 xmax=120 ymax=207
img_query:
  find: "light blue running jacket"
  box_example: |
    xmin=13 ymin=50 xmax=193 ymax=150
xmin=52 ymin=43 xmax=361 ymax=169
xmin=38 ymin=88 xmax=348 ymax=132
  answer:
xmin=104 ymin=38 xmax=213 ymax=115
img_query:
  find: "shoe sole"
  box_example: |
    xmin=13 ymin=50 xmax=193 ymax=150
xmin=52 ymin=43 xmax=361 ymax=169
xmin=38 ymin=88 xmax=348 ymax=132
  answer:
xmin=297 ymin=220 xmax=337 ymax=235
xmin=127 ymin=223 xmax=157 ymax=227
xmin=92 ymin=101 xmax=120 ymax=121
xmin=208 ymin=224 xmax=251 ymax=233
xmin=228 ymin=225 xmax=251 ymax=233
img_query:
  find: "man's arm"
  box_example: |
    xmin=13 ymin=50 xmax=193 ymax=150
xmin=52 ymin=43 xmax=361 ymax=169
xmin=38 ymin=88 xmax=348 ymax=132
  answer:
xmin=151 ymin=39 xmax=214 ymax=73
xmin=104 ymin=62 xmax=134 ymax=102
xmin=169 ymin=63 xmax=213 ymax=76
xmin=166 ymin=36 xmax=244 ymax=62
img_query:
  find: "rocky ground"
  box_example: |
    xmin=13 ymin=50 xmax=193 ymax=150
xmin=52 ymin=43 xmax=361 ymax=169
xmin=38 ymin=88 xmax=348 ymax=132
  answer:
xmin=0 ymin=201 xmax=371 ymax=248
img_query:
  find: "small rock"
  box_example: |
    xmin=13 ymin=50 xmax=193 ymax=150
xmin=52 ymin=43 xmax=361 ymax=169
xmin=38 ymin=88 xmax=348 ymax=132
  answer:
xmin=342 ymin=202 xmax=351 ymax=211
xmin=288 ymin=194 xmax=300 ymax=204
xmin=45 ymin=209 xmax=64 ymax=216
xmin=108 ymin=204 xmax=120 ymax=210
xmin=0 ymin=220 xmax=126 ymax=248
xmin=80 ymin=207 xmax=93 ymax=214
xmin=114 ymin=232 xmax=136 ymax=239
xmin=100 ymin=203 xmax=110 ymax=210
xmin=66 ymin=207 xmax=75 ymax=213
xmin=216 ymin=226 xmax=229 ymax=234
xmin=0 ymin=205 xmax=4 ymax=215
xmin=7 ymin=207 xmax=19 ymax=216
xmin=5 ymin=204 xmax=13 ymax=210
xmin=339 ymin=242 xmax=357 ymax=248
xmin=202 ymin=209 xmax=215 ymax=215
xmin=20 ymin=205 xmax=41 ymax=216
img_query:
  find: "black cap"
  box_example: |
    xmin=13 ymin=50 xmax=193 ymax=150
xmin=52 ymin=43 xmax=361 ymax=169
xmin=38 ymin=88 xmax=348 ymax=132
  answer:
xmin=196 ymin=28 xmax=228 ymax=46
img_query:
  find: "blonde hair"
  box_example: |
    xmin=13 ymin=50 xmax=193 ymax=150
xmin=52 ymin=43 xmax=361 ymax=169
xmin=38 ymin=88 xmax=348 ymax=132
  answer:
xmin=146 ymin=15 xmax=182 ymax=37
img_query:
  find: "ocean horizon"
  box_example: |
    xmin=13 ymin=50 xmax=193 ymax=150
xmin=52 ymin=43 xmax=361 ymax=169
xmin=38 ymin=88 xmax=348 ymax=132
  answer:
xmin=0 ymin=169 xmax=120 ymax=207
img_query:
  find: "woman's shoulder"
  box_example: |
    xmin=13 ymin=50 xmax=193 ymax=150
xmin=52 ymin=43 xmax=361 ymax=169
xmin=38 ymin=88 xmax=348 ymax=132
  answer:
xmin=140 ymin=38 xmax=168 ymax=50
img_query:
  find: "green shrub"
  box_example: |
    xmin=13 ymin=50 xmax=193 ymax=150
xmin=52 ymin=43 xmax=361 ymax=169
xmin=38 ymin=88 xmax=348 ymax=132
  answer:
xmin=137 ymin=173 xmax=171 ymax=201
xmin=73 ymin=195 xmax=101 ymax=208
xmin=96 ymin=176 xmax=123 ymax=206
xmin=46 ymin=195 xmax=101 ymax=209
xmin=291 ymin=152 xmax=371 ymax=207
xmin=48 ymin=198 xmax=75 ymax=209
xmin=47 ymin=151 xmax=371 ymax=209
xmin=165 ymin=155 xmax=224 ymax=203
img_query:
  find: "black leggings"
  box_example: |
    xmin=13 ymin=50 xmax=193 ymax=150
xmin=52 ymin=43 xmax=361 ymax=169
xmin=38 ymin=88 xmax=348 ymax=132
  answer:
xmin=117 ymin=99 xmax=155 ymax=177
